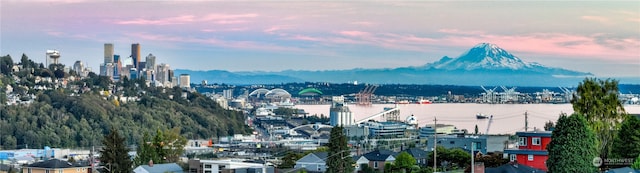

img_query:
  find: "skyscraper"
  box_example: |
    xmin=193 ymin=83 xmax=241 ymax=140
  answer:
xmin=104 ymin=43 xmax=114 ymax=64
xmin=131 ymin=43 xmax=140 ymax=69
xmin=145 ymin=53 xmax=156 ymax=72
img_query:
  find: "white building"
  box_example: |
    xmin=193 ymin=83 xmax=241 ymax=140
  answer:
xmin=179 ymin=74 xmax=190 ymax=89
xmin=330 ymin=96 xmax=353 ymax=126
xmin=45 ymin=50 xmax=60 ymax=67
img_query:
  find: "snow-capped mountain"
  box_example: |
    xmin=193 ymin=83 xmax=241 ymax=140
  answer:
xmin=178 ymin=43 xmax=604 ymax=86
xmin=424 ymin=43 xmax=592 ymax=76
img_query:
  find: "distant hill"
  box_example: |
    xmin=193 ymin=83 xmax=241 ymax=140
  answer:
xmin=177 ymin=43 xmax=639 ymax=86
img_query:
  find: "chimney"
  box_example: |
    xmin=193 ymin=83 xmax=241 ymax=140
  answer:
xmin=148 ymin=160 xmax=154 ymax=167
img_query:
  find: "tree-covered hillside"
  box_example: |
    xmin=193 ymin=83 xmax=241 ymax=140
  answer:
xmin=0 ymin=54 xmax=251 ymax=149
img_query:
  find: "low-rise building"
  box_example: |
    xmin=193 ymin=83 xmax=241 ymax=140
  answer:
xmin=426 ymin=134 xmax=488 ymax=154
xmin=22 ymin=159 xmax=89 ymax=173
xmin=294 ymin=152 xmax=328 ymax=172
xmin=133 ymin=162 xmax=183 ymax=173
xmin=504 ymin=131 xmax=552 ymax=171
xmin=188 ymin=159 xmax=274 ymax=173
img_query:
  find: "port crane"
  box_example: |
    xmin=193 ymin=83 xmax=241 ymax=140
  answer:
xmin=356 ymin=85 xmax=378 ymax=105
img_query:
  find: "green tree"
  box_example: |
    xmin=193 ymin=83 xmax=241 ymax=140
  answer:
xmin=326 ymin=126 xmax=354 ymax=173
xmin=0 ymin=55 xmax=13 ymax=76
xmin=99 ymin=128 xmax=132 ymax=173
xmin=632 ymin=154 xmax=640 ymax=169
xmin=544 ymin=120 xmax=555 ymax=131
xmin=571 ymin=78 xmax=627 ymax=158
xmin=394 ymin=151 xmax=417 ymax=172
xmin=546 ymin=113 xmax=598 ymax=173
xmin=133 ymin=132 xmax=160 ymax=166
xmin=610 ymin=116 xmax=640 ymax=159
xmin=278 ymin=151 xmax=303 ymax=168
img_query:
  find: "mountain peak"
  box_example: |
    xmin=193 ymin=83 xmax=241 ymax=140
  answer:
xmin=429 ymin=43 xmax=533 ymax=70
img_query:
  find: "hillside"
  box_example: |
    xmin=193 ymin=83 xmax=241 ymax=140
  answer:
xmin=0 ymin=54 xmax=251 ymax=149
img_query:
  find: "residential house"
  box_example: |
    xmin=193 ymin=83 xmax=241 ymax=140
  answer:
xmin=504 ymin=131 xmax=552 ymax=171
xmin=133 ymin=162 xmax=184 ymax=173
xmin=0 ymin=164 xmax=15 ymax=173
xmin=294 ymin=152 xmax=328 ymax=172
xmin=22 ymin=159 xmax=89 ymax=173
xmin=189 ymin=159 xmax=274 ymax=173
xmin=485 ymin=162 xmax=547 ymax=173
xmin=353 ymin=156 xmax=369 ymax=172
xmin=401 ymin=148 xmax=428 ymax=166
xmin=362 ymin=150 xmax=396 ymax=171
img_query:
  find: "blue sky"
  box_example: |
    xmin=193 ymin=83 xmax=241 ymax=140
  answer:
xmin=0 ymin=1 xmax=638 ymax=77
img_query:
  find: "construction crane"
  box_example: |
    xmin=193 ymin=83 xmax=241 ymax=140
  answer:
xmin=356 ymin=85 xmax=378 ymax=105
xmin=485 ymin=115 xmax=494 ymax=135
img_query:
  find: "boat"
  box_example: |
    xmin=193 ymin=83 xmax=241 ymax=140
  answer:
xmin=397 ymin=100 xmax=410 ymax=104
xmin=476 ymin=113 xmax=489 ymax=119
xmin=417 ymin=99 xmax=432 ymax=104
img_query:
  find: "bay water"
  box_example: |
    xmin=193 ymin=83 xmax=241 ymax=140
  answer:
xmin=295 ymin=103 xmax=640 ymax=134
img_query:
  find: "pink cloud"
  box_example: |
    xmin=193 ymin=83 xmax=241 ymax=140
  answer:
xmin=115 ymin=13 xmax=258 ymax=25
xmin=263 ymin=25 xmax=293 ymax=34
xmin=200 ymin=27 xmax=248 ymax=32
xmin=115 ymin=15 xmax=196 ymax=25
xmin=338 ymin=31 xmax=371 ymax=37
xmin=350 ymin=21 xmax=376 ymax=26
xmin=581 ymin=16 xmax=610 ymax=23
xmin=284 ymin=28 xmax=638 ymax=62
xmin=441 ymin=32 xmax=639 ymax=62
xmin=126 ymin=32 xmax=300 ymax=52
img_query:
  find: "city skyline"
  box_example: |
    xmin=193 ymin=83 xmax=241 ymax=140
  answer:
xmin=0 ymin=1 xmax=638 ymax=77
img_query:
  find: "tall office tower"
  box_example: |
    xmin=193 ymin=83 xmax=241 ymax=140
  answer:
xmin=45 ymin=50 xmax=60 ymax=67
xmin=114 ymin=55 xmax=122 ymax=79
xmin=179 ymin=74 xmax=190 ymax=89
xmin=145 ymin=54 xmax=156 ymax=72
xmin=73 ymin=61 xmax=85 ymax=77
xmin=156 ymin=63 xmax=170 ymax=86
xmin=131 ymin=43 xmax=141 ymax=69
xmin=104 ymin=43 xmax=114 ymax=64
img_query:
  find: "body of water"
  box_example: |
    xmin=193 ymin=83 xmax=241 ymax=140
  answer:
xmin=295 ymin=103 xmax=640 ymax=135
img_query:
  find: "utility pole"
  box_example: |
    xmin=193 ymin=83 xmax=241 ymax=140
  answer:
xmin=471 ymin=142 xmax=475 ymax=173
xmin=433 ymin=117 xmax=437 ymax=172
xmin=525 ymin=111 xmax=529 ymax=131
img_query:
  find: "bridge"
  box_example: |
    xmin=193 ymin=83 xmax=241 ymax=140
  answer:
xmin=355 ymin=106 xmax=401 ymax=124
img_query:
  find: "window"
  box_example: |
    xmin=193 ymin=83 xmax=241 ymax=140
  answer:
xmin=450 ymin=141 xmax=455 ymax=144
xmin=374 ymin=161 xmax=379 ymax=168
xmin=532 ymin=137 xmax=541 ymax=145
xmin=518 ymin=137 xmax=527 ymax=146
xmin=528 ymin=154 xmax=534 ymax=161
xmin=204 ymin=164 xmax=212 ymax=168
xmin=475 ymin=142 xmax=482 ymax=150
xmin=28 ymin=168 xmax=32 ymax=173
xmin=510 ymin=154 xmax=516 ymax=161
xmin=59 ymin=170 xmax=63 ymax=173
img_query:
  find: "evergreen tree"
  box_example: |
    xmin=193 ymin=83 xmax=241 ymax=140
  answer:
xmin=99 ymin=128 xmax=132 ymax=173
xmin=632 ymin=154 xmax=640 ymax=169
xmin=610 ymin=116 xmax=640 ymax=159
xmin=571 ymin=78 xmax=627 ymax=158
xmin=547 ymin=113 xmax=598 ymax=173
xmin=133 ymin=132 xmax=160 ymax=166
xmin=326 ymin=126 xmax=354 ymax=173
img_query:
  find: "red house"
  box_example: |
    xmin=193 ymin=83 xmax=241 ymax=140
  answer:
xmin=504 ymin=131 xmax=552 ymax=171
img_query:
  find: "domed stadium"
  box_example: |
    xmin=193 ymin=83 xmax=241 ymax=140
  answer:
xmin=249 ymin=88 xmax=291 ymax=102
xmin=298 ymin=88 xmax=323 ymax=96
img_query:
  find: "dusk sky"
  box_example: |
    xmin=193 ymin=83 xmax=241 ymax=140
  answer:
xmin=1 ymin=1 xmax=639 ymax=77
